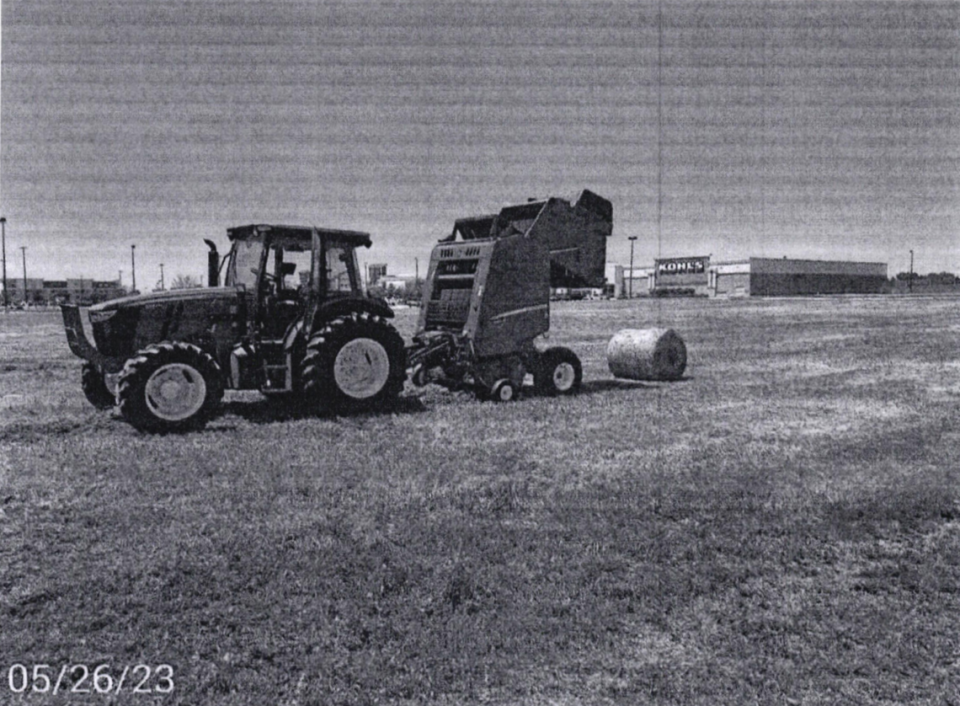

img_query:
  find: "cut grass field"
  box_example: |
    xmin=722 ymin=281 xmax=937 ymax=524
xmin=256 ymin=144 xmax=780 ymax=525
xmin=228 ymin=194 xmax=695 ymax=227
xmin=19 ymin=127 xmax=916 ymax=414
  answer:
xmin=1 ymin=296 xmax=959 ymax=705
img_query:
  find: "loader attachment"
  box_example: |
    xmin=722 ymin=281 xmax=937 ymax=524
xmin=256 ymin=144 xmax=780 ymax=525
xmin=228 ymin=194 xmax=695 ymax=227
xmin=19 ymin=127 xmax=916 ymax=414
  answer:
xmin=61 ymin=305 xmax=105 ymax=367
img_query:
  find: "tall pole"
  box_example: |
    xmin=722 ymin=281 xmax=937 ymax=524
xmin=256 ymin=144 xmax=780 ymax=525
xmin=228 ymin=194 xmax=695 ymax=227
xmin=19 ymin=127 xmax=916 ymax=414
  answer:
xmin=414 ymin=257 xmax=420 ymax=303
xmin=159 ymin=263 xmax=164 ymax=291
xmin=628 ymin=236 xmax=637 ymax=299
xmin=909 ymin=249 xmax=914 ymax=293
xmin=131 ymin=245 xmax=137 ymax=292
xmin=0 ymin=217 xmax=7 ymax=309
xmin=20 ymin=246 xmax=27 ymax=306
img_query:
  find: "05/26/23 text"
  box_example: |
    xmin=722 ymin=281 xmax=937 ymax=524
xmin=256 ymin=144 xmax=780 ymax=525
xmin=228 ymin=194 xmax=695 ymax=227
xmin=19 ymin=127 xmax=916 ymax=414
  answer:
xmin=6 ymin=663 xmax=174 ymax=696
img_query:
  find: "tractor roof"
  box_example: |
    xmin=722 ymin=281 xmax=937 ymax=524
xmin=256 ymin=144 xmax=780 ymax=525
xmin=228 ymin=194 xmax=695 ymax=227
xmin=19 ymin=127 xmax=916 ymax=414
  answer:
xmin=226 ymin=224 xmax=372 ymax=248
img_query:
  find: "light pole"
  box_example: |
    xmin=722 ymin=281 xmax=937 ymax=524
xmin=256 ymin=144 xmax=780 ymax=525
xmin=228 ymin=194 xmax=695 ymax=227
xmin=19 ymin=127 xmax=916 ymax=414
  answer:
xmin=159 ymin=263 xmax=165 ymax=291
xmin=20 ymin=246 xmax=27 ymax=306
xmin=909 ymin=249 xmax=914 ymax=293
xmin=627 ymin=236 xmax=638 ymax=299
xmin=131 ymin=245 xmax=137 ymax=293
xmin=0 ymin=217 xmax=7 ymax=309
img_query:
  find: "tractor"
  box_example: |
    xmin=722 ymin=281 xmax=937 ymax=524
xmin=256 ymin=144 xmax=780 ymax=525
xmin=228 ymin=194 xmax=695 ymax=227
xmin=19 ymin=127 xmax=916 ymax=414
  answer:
xmin=406 ymin=190 xmax=613 ymax=401
xmin=62 ymin=225 xmax=406 ymax=432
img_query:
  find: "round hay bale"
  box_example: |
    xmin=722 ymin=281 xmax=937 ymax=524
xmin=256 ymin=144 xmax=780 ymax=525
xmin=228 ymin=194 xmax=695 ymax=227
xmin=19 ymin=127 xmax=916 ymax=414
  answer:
xmin=606 ymin=328 xmax=687 ymax=381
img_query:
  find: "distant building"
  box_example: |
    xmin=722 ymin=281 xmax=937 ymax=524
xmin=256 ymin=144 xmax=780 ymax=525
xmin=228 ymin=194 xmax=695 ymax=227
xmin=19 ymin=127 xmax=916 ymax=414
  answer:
xmin=655 ymin=256 xmax=711 ymax=296
xmin=3 ymin=278 xmax=125 ymax=306
xmin=607 ymin=257 xmax=889 ymax=298
xmin=550 ymin=287 xmax=604 ymax=301
xmin=379 ymin=274 xmax=417 ymax=294
xmin=611 ymin=265 xmax=655 ymax=298
xmin=709 ymin=258 xmax=888 ymax=297
xmin=367 ymin=263 xmax=387 ymax=287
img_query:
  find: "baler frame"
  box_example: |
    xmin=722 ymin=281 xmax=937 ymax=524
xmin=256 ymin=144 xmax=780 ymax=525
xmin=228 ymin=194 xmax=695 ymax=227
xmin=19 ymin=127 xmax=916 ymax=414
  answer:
xmin=407 ymin=190 xmax=613 ymax=401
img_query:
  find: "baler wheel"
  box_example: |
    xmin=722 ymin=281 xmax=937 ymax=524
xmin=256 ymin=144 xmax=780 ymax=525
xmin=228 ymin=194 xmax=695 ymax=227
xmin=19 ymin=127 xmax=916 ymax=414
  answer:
xmin=411 ymin=364 xmax=429 ymax=387
xmin=117 ymin=342 xmax=223 ymax=432
xmin=81 ymin=362 xmax=115 ymax=410
xmin=490 ymin=379 xmax=517 ymax=403
xmin=535 ymin=347 xmax=582 ymax=396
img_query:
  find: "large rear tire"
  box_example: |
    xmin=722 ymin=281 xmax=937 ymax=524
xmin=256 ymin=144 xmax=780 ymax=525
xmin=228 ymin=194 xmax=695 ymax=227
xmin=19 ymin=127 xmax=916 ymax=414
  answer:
xmin=535 ymin=347 xmax=582 ymax=396
xmin=301 ymin=313 xmax=406 ymax=412
xmin=81 ymin=362 xmax=115 ymax=410
xmin=117 ymin=342 xmax=223 ymax=432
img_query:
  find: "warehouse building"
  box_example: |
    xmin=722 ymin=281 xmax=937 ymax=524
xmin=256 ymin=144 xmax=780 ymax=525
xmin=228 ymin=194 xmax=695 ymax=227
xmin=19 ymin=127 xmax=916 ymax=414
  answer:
xmin=709 ymin=258 xmax=888 ymax=297
xmin=609 ymin=264 xmax=654 ymax=298
xmin=607 ymin=257 xmax=888 ymax=298
xmin=3 ymin=278 xmax=125 ymax=306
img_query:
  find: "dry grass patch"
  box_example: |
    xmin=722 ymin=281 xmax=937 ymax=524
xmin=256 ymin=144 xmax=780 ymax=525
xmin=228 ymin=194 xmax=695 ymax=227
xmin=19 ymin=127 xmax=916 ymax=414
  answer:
xmin=2 ymin=298 xmax=960 ymax=704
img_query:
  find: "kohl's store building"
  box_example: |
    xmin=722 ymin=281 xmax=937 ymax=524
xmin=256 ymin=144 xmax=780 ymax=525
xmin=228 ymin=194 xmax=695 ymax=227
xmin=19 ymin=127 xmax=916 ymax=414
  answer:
xmin=615 ymin=256 xmax=888 ymax=298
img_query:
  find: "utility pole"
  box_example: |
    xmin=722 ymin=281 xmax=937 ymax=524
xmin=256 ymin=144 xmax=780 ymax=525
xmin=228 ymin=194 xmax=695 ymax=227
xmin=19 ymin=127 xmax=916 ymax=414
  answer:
xmin=909 ymin=249 xmax=914 ymax=293
xmin=628 ymin=236 xmax=638 ymax=299
xmin=131 ymin=245 xmax=137 ymax=292
xmin=20 ymin=246 xmax=27 ymax=306
xmin=0 ymin=217 xmax=7 ymax=309
xmin=159 ymin=263 xmax=165 ymax=291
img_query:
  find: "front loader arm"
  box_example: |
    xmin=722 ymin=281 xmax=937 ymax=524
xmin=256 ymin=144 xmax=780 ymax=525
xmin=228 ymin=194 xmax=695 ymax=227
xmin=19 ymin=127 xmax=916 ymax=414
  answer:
xmin=61 ymin=305 xmax=121 ymax=372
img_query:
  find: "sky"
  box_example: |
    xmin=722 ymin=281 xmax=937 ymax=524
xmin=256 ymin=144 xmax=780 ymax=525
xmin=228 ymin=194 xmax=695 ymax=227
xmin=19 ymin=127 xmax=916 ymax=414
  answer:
xmin=0 ymin=0 xmax=957 ymax=289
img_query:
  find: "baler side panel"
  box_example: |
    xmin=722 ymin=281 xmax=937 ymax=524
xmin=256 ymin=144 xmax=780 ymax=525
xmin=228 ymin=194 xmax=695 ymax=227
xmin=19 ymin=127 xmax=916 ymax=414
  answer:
xmin=415 ymin=255 xmax=438 ymax=333
xmin=472 ymin=234 xmax=550 ymax=359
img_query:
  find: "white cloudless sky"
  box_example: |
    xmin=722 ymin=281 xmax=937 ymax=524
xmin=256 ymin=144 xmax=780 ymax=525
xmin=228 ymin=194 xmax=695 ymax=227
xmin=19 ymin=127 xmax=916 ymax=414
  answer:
xmin=1 ymin=0 xmax=957 ymax=288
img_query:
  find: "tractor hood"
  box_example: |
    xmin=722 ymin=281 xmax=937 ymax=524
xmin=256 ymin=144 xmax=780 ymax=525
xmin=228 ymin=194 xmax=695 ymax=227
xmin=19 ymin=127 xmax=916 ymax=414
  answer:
xmin=76 ymin=287 xmax=243 ymax=367
xmin=90 ymin=287 xmax=240 ymax=313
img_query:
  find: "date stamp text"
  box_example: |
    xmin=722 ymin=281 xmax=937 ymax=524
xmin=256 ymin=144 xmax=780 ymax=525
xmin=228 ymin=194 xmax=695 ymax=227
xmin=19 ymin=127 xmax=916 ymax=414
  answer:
xmin=7 ymin=663 xmax=174 ymax=696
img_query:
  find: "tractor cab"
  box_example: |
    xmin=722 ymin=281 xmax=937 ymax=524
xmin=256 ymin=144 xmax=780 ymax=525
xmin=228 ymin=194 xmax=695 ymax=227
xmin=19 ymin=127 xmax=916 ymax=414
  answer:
xmin=219 ymin=225 xmax=369 ymax=340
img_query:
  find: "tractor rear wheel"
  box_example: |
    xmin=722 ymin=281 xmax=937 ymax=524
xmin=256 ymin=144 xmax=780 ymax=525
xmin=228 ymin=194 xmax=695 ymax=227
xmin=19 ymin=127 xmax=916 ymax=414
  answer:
xmin=117 ymin=342 xmax=223 ymax=432
xmin=535 ymin=347 xmax=582 ymax=396
xmin=81 ymin=362 xmax=115 ymax=410
xmin=301 ymin=314 xmax=406 ymax=412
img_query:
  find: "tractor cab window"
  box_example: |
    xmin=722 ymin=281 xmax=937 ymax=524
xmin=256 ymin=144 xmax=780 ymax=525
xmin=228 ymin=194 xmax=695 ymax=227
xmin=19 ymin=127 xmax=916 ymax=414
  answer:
xmin=269 ymin=240 xmax=313 ymax=296
xmin=226 ymin=237 xmax=265 ymax=289
xmin=325 ymin=243 xmax=357 ymax=294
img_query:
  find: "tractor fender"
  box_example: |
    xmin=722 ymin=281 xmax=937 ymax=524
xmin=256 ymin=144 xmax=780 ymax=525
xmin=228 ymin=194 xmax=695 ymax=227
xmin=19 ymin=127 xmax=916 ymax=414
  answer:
xmin=313 ymin=297 xmax=395 ymax=327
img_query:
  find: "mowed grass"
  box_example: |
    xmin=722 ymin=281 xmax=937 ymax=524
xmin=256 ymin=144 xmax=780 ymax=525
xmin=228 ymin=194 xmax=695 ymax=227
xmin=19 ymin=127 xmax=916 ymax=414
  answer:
xmin=1 ymin=296 xmax=960 ymax=705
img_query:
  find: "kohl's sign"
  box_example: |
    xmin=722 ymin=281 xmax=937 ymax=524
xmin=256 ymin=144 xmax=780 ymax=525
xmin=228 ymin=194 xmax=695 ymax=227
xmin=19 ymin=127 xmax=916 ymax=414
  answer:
xmin=656 ymin=257 xmax=709 ymax=277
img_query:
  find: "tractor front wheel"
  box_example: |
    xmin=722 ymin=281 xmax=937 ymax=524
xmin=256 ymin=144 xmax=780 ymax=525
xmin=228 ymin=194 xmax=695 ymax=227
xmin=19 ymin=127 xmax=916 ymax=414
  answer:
xmin=301 ymin=314 xmax=406 ymax=412
xmin=117 ymin=342 xmax=223 ymax=432
xmin=535 ymin=347 xmax=582 ymax=396
xmin=81 ymin=362 xmax=115 ymax=410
